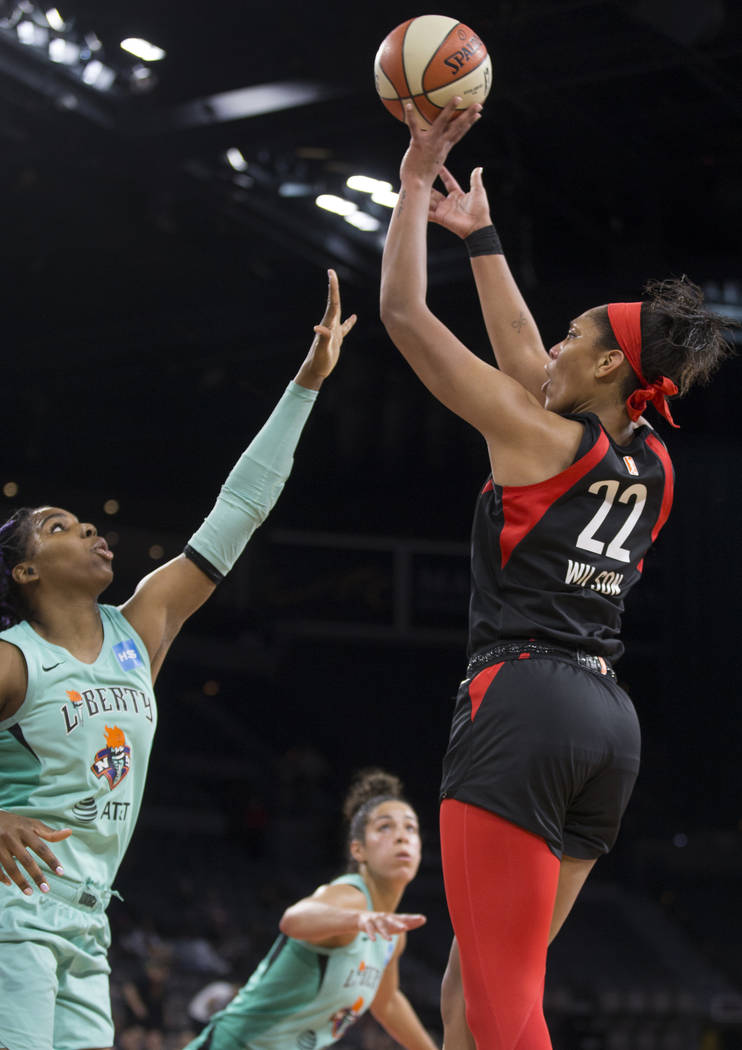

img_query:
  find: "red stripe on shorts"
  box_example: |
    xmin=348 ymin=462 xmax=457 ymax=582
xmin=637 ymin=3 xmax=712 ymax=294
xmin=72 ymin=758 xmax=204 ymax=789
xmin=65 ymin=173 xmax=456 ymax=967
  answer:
xmin=469 ymin=662 xmax=504 ymax=720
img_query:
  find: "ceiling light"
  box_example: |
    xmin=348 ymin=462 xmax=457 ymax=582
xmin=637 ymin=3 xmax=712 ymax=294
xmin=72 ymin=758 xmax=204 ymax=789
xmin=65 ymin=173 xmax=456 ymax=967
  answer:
xmin=347 ymin=175 xmax=392 ymax=194
xmin=278 ymin=182 xmax=314 ymax=197
xmin=344 ymin=211 xmax=381 ymax=232
xmin=81 ymin=59 xmax=115 ymax=89
xmin=225 ymin=147 xmax=248 ymax=172
xmin=120 ymin=37 xmax=165 ymax=62
xmin=17 ymin=19 xmax=48 ymax=45
xmin=316 ymin=194 xmax=357 ymax=217
xmin=44 ymin=7 xmax=64 ymax=30
xmin=49 ymin=36 xmax=79 ymax=63
xmin=371 ymin=187 xmax=399 ymax=208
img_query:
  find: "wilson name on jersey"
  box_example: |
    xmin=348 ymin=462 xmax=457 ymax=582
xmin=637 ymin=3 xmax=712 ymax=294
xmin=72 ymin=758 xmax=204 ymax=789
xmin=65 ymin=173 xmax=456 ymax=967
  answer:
xmin=468 ymin=413 xmax=674 ymax=662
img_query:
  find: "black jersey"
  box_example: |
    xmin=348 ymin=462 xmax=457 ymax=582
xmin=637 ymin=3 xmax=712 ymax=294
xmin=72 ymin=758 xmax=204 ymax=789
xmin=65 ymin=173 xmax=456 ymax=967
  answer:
xmin=468 ymin=413 xmax=674 ymax=663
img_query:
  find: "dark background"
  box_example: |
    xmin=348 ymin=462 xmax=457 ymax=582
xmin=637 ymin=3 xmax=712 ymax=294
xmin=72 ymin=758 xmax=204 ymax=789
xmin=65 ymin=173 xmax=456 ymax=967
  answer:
xmin=1 ymin=0 xmax=741 ymax=1044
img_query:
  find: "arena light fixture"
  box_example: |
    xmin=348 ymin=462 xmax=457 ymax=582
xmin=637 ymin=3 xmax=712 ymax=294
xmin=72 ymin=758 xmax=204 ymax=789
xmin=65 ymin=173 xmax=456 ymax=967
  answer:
xmin=278 ymin=182 xmax=314 ymax=197
xmin=48 ymin=35 xmax=79 ymax=64
xmin=81 ymin=58 xmax=115 ymax=89
xmin=346 ymin=175 xmax=392 ymax=195
xmin=16 ymin=18 xmax=47 ymax=45
xmin=128 ymin=63 xmax=156 ymax=92
xmin=44 ymin=7 xmax=64 ymax=30
xmin=120 ymin=37 xmax=165 ymax=62
xmin=316 ymin=194 xmax=357 ymax=217
xmin=1 ymin=5 xmax=159 ymax=98
xmin=225 ymin=147 xmax=248 ymax=172
xmin=371 ymin=186 xmax=399 ymax=208
xmin=344 ymin=211 xmax=381 ymax=232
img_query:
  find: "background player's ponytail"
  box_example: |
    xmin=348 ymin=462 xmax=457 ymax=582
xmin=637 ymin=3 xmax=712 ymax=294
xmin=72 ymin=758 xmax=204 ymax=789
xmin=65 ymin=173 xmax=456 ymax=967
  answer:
xmin=0 ymin=508 xmax=35 ymax=630
xmin=595 ymin=276 xmax=737 ymax=400
xmin=343 ymin=768 xmax=407 ymax=873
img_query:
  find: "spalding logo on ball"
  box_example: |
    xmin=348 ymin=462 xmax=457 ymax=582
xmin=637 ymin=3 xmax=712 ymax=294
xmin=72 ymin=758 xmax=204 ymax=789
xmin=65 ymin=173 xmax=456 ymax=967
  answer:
xmin=374 ymin=14 xmax=491 ymax=125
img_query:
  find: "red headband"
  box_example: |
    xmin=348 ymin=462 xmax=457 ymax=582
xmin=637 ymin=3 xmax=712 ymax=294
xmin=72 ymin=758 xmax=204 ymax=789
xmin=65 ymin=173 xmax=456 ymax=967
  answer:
xmin=607 ymin=301 xmax=678 ymax=428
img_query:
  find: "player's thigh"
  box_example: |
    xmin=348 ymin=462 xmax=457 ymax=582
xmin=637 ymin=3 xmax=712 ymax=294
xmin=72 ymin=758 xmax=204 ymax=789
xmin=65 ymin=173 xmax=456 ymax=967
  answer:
xmin=0 ymin=937 xmax=58 ymax=1050
xmin=54 ymin=920 xmax=114 ymax=1050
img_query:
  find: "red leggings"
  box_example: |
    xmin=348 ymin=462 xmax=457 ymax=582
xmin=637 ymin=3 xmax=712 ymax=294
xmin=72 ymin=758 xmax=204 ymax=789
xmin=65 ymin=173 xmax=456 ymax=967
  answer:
xmin=440 ymin=799 xmax=561 ymax=1050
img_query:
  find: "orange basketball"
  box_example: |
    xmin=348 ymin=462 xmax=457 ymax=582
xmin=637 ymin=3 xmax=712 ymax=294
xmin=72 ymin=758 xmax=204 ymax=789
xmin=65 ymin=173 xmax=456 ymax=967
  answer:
xmin=374 ymin=14 xmax=492 ymax=126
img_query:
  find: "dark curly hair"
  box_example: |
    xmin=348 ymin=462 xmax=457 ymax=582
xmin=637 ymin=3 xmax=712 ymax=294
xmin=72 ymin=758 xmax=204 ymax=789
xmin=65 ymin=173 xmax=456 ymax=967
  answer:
xmin=594 ymin=276 xmax=737 ymax=403
xmin=343 ymin=768 xmax=412 ymax=873
xmin=0 ymin=508 xmax=36 ymax=631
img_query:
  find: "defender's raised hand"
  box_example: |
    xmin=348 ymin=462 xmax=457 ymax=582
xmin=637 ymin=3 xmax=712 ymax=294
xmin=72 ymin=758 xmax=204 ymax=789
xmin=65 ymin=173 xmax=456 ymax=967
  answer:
xmin=295 ymin=268 xmax=357 ymax=390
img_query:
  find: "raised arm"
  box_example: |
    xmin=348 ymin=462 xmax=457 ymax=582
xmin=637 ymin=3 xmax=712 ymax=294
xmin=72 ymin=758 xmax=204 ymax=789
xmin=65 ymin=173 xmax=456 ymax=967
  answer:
xmin=279 ymin=881 xmax=426 ymax=948
xmin=380 ymin=101 xmax=579 ymax=483
xmin=121 ymin=269 xmax=356 ymax=681
xmin=429 ymin=165 xmax=549 ymax=401
xmin=370 ymin=937 xmax=439 ymax=1050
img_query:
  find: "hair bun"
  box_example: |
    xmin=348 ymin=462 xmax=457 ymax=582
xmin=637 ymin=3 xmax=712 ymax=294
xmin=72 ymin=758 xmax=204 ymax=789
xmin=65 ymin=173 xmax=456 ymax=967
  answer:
xmin=342 ymin=768 xmax=403 ymax=824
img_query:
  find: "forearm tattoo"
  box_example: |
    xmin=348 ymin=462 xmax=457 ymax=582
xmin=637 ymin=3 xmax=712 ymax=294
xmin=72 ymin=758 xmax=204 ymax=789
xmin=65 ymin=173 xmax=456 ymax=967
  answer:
xmin=511 ymin=312 xmax=527 ymax=333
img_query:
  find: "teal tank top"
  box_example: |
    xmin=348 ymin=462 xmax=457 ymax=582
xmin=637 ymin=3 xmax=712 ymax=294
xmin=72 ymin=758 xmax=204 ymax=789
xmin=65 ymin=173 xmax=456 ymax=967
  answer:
xmin=204 ymin=874 xmax=398 ymax=1050
xmin=0 ymin=604 xmax=156 ymax=887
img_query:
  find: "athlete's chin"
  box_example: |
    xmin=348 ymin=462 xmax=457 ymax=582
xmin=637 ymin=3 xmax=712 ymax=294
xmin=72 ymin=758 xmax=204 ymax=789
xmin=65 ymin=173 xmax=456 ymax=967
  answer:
xmin=94 ymin=568 xmax=114 ymax=593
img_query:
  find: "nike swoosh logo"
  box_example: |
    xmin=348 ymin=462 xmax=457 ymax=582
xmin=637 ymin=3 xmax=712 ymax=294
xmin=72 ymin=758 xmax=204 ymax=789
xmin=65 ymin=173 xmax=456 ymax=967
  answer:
xmin=42 ymin=663 xmax=61 ymax=672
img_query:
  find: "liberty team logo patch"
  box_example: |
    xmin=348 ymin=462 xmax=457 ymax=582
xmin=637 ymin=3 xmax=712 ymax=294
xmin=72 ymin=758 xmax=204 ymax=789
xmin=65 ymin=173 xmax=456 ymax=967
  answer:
xmin=330 ymin=997 xmax=364 ymax=1039
xmin=113 ymin=639 xmax=144 ymax=671
xmin=91 ymin=725 xmax=131 ymax=789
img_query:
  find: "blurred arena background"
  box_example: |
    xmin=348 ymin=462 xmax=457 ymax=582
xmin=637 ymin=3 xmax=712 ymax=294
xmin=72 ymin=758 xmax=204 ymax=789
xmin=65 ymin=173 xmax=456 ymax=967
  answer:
xmin=1 ymin=1 xmax=741 ymax=1046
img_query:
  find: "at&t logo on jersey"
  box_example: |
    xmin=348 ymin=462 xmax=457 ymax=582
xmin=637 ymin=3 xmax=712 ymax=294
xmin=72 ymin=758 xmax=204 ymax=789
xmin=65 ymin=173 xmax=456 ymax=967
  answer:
xmin=113 ymin=639 xmax=144 ymax=671
xmin=91 ymin=725 xmax=131 ymax=788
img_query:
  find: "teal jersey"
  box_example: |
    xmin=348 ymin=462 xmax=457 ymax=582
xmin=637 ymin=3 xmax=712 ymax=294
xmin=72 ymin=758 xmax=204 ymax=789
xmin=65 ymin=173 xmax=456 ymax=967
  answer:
xmin=0 ymin=604 xmax=156 ymax=887
xmin=202 ymin=874 xmax=398 ymax=1050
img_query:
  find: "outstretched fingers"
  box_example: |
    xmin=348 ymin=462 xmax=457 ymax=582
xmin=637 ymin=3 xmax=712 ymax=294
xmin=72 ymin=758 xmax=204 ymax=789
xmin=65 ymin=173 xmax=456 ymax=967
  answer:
xmin=319 ymin=268 xmax=341 ymax=325
xmin=357 ymin=910 xmax=427 ymax=941
xmin=438 ymin=165 xmax=465 ymax=195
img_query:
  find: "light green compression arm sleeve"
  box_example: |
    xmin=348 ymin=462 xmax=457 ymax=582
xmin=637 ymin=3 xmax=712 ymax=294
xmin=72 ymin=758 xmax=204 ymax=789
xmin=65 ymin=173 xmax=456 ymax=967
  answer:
xmin=184 ymin=380 xmax=318 ymax=582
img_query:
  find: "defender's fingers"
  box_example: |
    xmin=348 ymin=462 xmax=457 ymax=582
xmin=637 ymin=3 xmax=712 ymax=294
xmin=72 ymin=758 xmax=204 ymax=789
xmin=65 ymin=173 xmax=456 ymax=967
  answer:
xmin=340 ymin=314 xmax=357 ymax=336
xmin=319 ymin=269 xmax=340 ymax=324
xmin=398 ymin=913 xmax=427 ymax=929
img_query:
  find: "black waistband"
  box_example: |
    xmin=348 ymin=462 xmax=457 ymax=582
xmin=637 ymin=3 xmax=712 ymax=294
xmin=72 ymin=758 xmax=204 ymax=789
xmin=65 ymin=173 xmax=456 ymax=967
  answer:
xmin=467 ymin=640 xmax=616 ymax=679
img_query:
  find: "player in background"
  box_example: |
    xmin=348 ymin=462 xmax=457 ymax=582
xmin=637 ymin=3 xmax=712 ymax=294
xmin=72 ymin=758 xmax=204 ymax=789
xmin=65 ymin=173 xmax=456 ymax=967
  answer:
xmin=380 ymin=99 xmax=734 ymax=1050
xmin=0 ymin=270 xmax=356 ymax=1050
xmin=183 ymin=769 xmax=439 ymax=1050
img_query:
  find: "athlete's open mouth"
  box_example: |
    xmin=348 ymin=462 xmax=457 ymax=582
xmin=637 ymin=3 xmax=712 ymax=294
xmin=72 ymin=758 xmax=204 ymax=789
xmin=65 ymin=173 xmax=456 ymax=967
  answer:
xmin=91 ymin=538 xmax=114 ymax=562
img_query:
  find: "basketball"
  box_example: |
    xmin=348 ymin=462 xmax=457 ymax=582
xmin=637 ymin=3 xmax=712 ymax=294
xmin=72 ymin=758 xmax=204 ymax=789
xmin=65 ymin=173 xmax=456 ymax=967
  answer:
xmin=374 ymin=15 xmax=492 ymax=126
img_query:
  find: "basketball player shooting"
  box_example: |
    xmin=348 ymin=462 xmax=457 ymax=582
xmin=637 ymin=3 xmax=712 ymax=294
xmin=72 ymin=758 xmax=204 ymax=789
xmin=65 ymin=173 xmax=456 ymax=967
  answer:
xmin=380 ymin=98 xmax=734 ymax=1050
